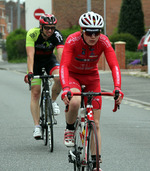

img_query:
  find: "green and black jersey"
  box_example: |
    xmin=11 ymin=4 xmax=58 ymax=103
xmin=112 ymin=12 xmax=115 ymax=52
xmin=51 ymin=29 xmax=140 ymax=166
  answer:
xmin=26 ymin=27 xmax=64 ymax=63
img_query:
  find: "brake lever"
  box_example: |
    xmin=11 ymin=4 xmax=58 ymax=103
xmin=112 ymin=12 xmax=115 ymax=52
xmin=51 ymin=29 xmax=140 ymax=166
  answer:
xmin=113 ymin=90 xmax=120 ymax=112
xmin=65 ymin=91 xmax=72 ymax=112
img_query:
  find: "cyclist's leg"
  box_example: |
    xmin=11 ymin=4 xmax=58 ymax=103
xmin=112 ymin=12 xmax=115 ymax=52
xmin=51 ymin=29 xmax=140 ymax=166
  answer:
xmin=30 ymin=80 xmax=42 ymax=139
xmin=46 ymin=54 xmax=61 ymax=101
xmin=64 ymin=87 xmax=81 ymax=147
xmin=30 ymin=62 xmax=42 ymax=138
xmin=66 ymin=87 xmax=81 ymax=124
xmin=66 ymin=74 xmax=82 ymax=125
xmin=45 ymin=55 xmax=61 ymax=115
xmin=30 ymin=80 xmax=41 ymax=126
xmin=93 ymin=109 xmax=101 ymax=157
xmin=64 ymin=76 xmax=81 ymax=147
xmin=50 ymin=67 xmax=61 ymax=101
xmin=30 ymin=61 xmax=42 ymax=126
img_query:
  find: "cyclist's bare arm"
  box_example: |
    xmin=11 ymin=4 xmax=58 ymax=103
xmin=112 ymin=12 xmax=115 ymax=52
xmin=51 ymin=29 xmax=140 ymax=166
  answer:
xmin=56 ymin=46 xmax=64 ymax=62
xmin=26 ymin=46 xmax=35 ymax=73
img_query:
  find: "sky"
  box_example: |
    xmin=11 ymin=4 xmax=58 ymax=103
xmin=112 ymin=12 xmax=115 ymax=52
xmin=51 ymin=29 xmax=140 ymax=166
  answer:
xmin=6 ymin=0 xmax=25 ymax=3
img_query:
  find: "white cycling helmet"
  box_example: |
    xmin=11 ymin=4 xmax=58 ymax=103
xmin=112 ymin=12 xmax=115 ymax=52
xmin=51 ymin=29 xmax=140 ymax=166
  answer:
xmin=79 ymin=11 xmax=104 ymax=29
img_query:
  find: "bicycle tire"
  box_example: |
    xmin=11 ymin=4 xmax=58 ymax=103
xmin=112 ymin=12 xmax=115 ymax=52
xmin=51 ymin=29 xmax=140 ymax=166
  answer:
xmin=73 ymin=118 xmax=85 ymax=171
xmin=86 ymin=122 xmax=99 ymax=171
xmin=40 ymin=92 xmax=48 ymax=146
xmin=46 ymin=96 xmax=54 ymax=152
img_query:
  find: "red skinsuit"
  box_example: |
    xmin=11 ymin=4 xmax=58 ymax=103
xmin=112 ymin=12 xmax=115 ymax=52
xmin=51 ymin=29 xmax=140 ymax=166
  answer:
xmin=60 ymin=31 xmax=121 ymax=90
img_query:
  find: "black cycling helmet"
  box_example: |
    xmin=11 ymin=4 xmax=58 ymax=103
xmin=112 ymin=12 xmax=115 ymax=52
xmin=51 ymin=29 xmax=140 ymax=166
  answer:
xmin=39 ymin=14 xmax=57 ymax=25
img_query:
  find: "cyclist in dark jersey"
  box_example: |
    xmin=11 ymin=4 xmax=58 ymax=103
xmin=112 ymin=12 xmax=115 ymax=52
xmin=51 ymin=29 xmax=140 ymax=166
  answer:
xmin=24 ymin=14 xmax=64 ymax=139
xmin=60 ymin=11 xmax=124 ymax=171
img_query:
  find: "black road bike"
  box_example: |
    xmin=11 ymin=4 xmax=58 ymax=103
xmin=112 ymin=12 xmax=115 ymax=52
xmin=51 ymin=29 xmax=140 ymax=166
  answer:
xmin=29 ymin=70 xmax=58 ymax=152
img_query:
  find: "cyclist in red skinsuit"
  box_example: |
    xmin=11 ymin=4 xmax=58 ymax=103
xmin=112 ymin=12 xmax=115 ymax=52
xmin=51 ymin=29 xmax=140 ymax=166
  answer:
xmin=60 ymin=11 xmax=124 ymax=171
xmin=60 ymin=31 xmax=121 ymax=89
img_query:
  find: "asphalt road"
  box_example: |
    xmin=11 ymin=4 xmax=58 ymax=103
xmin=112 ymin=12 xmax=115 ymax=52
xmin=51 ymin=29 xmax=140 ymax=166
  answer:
xmin=0 ymin=69 xmax=150 ymax=171
xmin=99 ymin=70 xmax=150 ymax=106
xmin=0 ymin=61 xmax=150 ymax=106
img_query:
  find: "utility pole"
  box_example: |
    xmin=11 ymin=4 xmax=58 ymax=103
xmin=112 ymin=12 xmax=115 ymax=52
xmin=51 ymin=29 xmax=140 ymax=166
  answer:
xmin=10 ymin=6 xmax=13 ymax=32
xmin=87 ymin=0 xmax=91 ymax=12
xmin=17 ymin=0 xmax=20 ymax=28
xmin=104 ymin=0 xmax=106 ymax=35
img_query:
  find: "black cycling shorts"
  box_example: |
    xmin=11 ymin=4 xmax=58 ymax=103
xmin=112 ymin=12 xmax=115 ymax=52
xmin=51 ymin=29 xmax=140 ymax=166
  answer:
xmin=33 ymin=54 xmax=59 ymax=75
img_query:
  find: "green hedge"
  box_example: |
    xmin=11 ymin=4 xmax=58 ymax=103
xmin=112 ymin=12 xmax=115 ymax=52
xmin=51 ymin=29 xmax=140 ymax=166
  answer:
xmin=61 ymin=25 xmax=80 ymax=41
xmin=109 ymin=33 xmax=138 ymax=51
xmin=6 ymin=27 xmax=141 ymax=64
xmin=6 ymin=28 xmax=27 ymax=61
xmin=125 ymin=50 xmax=142 ymax=65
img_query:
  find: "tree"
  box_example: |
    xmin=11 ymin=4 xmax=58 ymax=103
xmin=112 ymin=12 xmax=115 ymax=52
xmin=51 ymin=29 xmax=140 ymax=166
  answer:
xmin=118 ymin=0 xmax=145 ymax=40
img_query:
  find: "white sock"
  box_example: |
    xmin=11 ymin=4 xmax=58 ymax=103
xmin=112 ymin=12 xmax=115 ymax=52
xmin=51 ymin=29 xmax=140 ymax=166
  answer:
xmin=35 ymin=125 xmax=41 ymax=128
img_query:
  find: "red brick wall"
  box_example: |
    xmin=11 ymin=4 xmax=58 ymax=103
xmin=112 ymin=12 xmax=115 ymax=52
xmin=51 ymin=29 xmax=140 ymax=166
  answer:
xmin=106 ymin=0 xmax=122 ymax=36
xmin=52 ymin=0 xmax=104 ymax=30
xmin=53 ymin=0 xmax=150 ymax=36
xmin=115 ymin=41 xmax=126 ymax=69
xmin=98 ymin=42 xmax=126 ymax=70
xmin=142 ymin=0 xmax=150 ymax=31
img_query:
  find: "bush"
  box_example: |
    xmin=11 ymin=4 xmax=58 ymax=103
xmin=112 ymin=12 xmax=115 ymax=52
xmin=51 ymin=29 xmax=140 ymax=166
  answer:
xmin=109 ymin=33 xmax=138 ymax=51
xmin=6 ymin=28 xmax=27 ymax=61
xmin=61 ymin=25 xmax=80 ymax=41
xmin=125 ymin=50 xmax=143 ymax=65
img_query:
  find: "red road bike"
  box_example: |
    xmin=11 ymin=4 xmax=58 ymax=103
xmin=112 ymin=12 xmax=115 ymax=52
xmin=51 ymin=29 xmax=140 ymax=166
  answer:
xmin=67 ymin=87 xmax=119 ymax=171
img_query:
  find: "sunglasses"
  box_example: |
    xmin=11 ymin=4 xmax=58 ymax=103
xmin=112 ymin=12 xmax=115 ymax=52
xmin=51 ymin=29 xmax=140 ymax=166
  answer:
xmin=43 ymin=26 xmax=55 ymax=31
xmin=84 ymin=31 xmax=100 ymax=37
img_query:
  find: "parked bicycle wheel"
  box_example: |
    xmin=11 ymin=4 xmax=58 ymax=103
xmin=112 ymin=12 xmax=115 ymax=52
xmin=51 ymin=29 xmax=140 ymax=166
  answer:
xmin=46 ymin=96 xmax=54 ymax=152
xmin=86 ymin=122 xmax=99 ymax=171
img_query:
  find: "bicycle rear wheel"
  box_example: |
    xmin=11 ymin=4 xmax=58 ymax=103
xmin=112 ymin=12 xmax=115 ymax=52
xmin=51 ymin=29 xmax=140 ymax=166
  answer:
xmin=86 ymin=122 xmax=99 ymax=171
xmin=46 ymin=96 xmax=54 ymax=152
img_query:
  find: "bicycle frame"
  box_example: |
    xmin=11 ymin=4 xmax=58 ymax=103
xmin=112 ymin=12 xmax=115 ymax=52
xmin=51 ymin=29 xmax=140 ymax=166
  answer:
xmin=34 ymin=74 xmax=59 ymax=125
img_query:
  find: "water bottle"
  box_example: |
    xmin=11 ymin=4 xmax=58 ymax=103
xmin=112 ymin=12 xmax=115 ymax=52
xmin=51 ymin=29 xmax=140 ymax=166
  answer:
xmin=80 ymin=108 xmax=86 ymax=127
xmin=79 ymin=108 xmax=86 ymax=161
xmin=80 ymin=108 xmax=86 ymax=142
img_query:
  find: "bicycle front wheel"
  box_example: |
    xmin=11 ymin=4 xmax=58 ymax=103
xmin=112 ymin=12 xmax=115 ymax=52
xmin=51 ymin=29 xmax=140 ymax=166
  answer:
xmin=86 ymin=122 xmax=99 ymax=171
xmin=46 ymin=96 xmax=54 ymax=152
xmin=40 ymin=93 xmax=48 ymax=146
xmin=73 ymin=118 xmax=85 ymax=171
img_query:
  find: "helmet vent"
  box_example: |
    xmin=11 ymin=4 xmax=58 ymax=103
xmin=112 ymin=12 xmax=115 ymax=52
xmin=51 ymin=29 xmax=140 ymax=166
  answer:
xmin=79 ymin=11 xmax=104 ymax=28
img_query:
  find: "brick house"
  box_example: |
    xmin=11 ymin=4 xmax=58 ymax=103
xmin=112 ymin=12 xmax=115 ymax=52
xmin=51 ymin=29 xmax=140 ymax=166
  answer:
xmin=0 ymin=0 xmax=150 ymax=68
xmin=1 ymin=0 xmax=150 ymax=39
xmin=0 ymin=0 xmax=25 ymax=40
xmin=53 ymin=0 xmax=150 ymax=36
xmin=0 ymin=0 xmax=9 ymax=39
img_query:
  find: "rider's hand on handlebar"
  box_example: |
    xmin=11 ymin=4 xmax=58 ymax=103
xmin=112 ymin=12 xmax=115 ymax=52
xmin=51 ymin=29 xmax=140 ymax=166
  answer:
xmin=61 ymin=88 xmax=73 ymax=105
xmin=113 ymin=87 xmax=124 ymax=105
xmin=24 ymin=72 xmax=34 ymax=84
